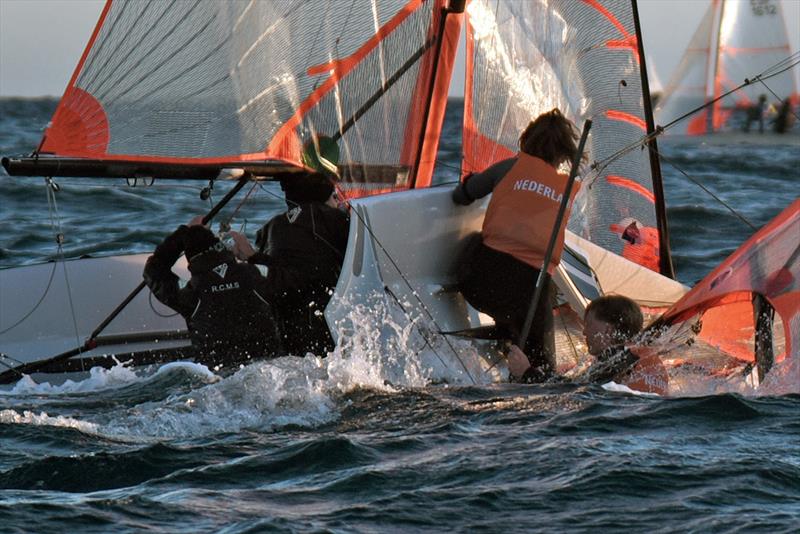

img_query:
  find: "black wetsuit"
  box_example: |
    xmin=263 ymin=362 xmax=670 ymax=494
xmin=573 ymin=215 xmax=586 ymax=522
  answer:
xmin=248 ymin=202 xmax=349 ymax=356
xmin=144 ymin=227 xmax=282 ymax=368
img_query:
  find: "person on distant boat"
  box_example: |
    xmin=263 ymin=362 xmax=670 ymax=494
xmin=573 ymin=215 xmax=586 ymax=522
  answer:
xmin=143 ymin=220 xmax=283 ymax=369
xmin=772 ymin=98 xmax=794 ymax=134
xmin=228 ymin=172 xmax=350 ymax=356
xmin=452 ymin=109 xmax=581 ymax=382
xmin=743 ymin=94 xmax=768 ymax=133
xmin=506 ymin=295 xmax=669 ymax=394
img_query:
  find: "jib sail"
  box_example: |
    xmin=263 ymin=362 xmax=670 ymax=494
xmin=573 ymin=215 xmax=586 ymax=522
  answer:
xmin=654 ymin=199 xmax=799 ymax=371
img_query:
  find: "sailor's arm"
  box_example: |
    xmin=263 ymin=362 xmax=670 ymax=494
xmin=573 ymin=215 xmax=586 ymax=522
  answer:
xmin=452 ymin=157 xmax=516 ymax=205
xmin=143 ymin=226 xmax=196 ymax=316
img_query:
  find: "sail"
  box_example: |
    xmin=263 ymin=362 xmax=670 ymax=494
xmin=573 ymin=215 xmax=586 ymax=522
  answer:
xmin=713 ymin=0 xmax=798 ymax=127
xmin=33 ymin=0 xmax=462 ymax=196
xmin=656 ymin=199 xmax=799 ymax=364
xmin=461 ymin=0 xmax=672 ymax=274
xmin=658 ymin=0 xmax=799 ymax=135
xmin=656 ymin=1 xmax=718 ymax=135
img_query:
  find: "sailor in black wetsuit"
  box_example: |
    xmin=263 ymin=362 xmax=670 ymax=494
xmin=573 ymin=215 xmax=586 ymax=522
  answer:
xmin=143 ymin=223 xmax=282 ymax=369
xmin=229 ymin=172 xmax=350 ymax=356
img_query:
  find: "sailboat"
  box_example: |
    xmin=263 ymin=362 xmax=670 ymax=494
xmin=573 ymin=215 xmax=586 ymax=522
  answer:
xmin=1 ymin=0 xmax=796 ymax=390
xmin=657 ymin=0 xmax=799 ymax=137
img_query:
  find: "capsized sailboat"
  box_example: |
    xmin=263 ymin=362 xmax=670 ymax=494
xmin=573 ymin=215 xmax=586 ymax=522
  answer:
xmin=656 ymin=0 xmax=799 ymax=136
xmin=1 ymin=0 xmax=794 ymax=391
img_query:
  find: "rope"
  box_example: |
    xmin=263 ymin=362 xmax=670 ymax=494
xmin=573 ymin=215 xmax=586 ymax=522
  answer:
xmin=149 ymin=290 xmax=179 ymax=318
xmin=346 ymin=203 xmax=478 ymax=384
xmin=653 ymin=148 xmax=757 ymax=231
xmin=44 ymin=178 xmax=85 ymax=370
xmin=0 ymin=258 xmax=59 ymax=336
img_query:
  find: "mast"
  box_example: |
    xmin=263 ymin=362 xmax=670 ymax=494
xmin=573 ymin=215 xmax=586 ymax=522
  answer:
xmin=410 ymin=0 xmax=465 ymax=188
xmin=632 ymin=0 xmax=675 ymax=278
xmin=709 ymin=0 xmax=725 ymax=133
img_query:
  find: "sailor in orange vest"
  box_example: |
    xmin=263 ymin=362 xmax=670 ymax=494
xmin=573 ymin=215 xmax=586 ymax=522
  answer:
xmin=506 ymin=295 xmax=669 ymax=394
xmin=452 ymin=109 xmax=580 ymax=382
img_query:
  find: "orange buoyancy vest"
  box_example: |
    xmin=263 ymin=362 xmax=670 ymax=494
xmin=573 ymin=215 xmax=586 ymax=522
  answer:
xmin=625 ymin=353 xmax=669 ymax=395
xmin=482 ymin=153 xmax=580 ymax=273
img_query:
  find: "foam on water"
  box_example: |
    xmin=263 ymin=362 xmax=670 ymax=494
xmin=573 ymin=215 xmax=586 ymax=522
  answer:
xmin=0 ymin=301 xmax=506 ymax=440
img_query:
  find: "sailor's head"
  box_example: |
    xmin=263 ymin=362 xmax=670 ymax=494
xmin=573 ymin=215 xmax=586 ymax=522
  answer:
xmin=519 ymin=108 xmax=579 ymax=168
xmin=183 ymin=224 xmax=220 ymax=260
xmin=281 ymin=172 xmax=335 ymax=207
xmin=583 ymin=295 xmax=643 ymax=355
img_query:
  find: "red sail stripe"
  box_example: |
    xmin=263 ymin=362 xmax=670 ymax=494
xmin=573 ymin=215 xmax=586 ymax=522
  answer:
xmin=720 ymin=44 xmax=791 ymax=55
xmin=606 ymin=175 xmax=655 ymax=203
xmin=606 ymin=110 xmax=646 ymax=131
xmin=581 ymin=0 xmax=639 ymax=63
xmin=581 ymin=0 xmax=630 ymax=37
xmin=266 ymin=0 xmax=423 ymax=160
xmin=606 ymin=37 xmax=640 ymax=63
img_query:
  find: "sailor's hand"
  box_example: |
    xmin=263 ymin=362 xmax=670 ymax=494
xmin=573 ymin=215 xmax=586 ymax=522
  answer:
xmin=506 ymin=344 xmax=532 ymax=380
xmin=188 ymin=215 xmax=206 ymax=227
xmin=227 ymin=231 xmax=256 ymax=260
xmin=452 ymin=174 xmax=474 ymax=205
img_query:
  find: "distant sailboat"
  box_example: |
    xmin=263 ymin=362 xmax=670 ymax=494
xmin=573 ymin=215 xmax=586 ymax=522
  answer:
xmin=657 ymin=0 xmax=799 ymax=135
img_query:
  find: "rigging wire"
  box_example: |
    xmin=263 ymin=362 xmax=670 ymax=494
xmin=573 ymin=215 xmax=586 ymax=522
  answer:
xmin=590 ymin=54 xmax=800 ymax=176
xmin=346 ymin=203 xmax=479 ymax=384
xmin=582 ymin=54 xmax=800 ymax=229
xmin=652 ymin=148 xmax=757 ymax=231
xmin=0 ymin=258 xmax=60 ymax=337
xmin=145 ymin=180 xmax=260 ymax=318
xmin=43 ymin=177 xmax=86 ymax=371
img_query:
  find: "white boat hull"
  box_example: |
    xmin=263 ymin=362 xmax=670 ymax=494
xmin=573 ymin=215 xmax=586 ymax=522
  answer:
xmin=1 ymin=187 xmax=688 ymax=385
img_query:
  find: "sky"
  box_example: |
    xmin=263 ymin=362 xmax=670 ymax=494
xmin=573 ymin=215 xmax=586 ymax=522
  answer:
xmin=1 ymin=0 xmax=798 ymax=98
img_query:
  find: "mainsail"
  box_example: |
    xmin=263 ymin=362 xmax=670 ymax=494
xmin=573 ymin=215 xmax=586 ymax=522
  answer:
xmin=657 ymin=0 xmax=799 ymax=135
xmin=461 ymin=0 xmax=672 ymax=275
xmin=10 ymin=0 xmax=462 ymax=196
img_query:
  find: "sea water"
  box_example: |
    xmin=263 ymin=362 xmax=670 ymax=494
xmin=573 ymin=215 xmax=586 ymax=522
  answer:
xmin=1 ymin=98 xmax=798 ymax=533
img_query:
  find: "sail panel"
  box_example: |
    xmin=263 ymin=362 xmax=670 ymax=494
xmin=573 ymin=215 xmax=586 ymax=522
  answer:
xmin=659 ymin=199 xmax=800 ymax=362
xmin=656 ymin=0 xmax=718 ymax=135
xmin=713 ymin=0 xmax=798 ymax=129
xmin=463 ymin=0 xmax=666 ymax=272
xmin=39 ymin=0 xmax=459 ymax=196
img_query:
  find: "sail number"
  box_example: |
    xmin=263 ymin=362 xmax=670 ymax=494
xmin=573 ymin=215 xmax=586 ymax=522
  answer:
xmin=750 ymin=0 xmax=777 ymax=16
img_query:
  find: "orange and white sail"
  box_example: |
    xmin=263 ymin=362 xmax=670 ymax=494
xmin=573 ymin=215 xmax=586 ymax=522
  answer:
xmin=32 ymin=0 xmax=462 ymax=197
xmin=658 ymin=199 xmax=799 ymax=366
